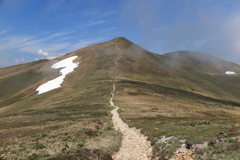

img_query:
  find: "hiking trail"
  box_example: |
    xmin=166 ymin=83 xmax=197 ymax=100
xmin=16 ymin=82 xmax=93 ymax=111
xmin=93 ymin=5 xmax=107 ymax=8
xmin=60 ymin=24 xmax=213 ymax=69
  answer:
xmin=109 ymin=38 xmax=152 ymax=159
xmin=110 ymin=88 xmax=152 ymax=160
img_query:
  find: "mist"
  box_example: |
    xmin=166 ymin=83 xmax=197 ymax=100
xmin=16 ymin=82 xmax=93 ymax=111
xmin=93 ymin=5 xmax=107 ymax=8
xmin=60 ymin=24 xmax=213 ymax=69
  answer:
xmin=119 ymin=0 xmax=240 ymax=64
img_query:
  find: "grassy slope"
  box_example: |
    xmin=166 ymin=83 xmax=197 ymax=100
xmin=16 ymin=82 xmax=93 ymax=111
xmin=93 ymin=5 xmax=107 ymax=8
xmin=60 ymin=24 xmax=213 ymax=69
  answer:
xmin=112 ymin=38 xmax=240 ymax=159
xmin=0 ymin=39 xmax=122 ymax=159
xmin=1 ymin=37 xmax=240 ymax=159
xmin=0 ymin=60 xmax=61 ymax=108
xmin=162 ymin=51 xmax=240 ymax=102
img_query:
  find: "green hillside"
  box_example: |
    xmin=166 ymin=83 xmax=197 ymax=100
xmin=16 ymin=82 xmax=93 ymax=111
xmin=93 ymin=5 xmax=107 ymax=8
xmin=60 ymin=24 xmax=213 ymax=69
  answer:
xmin=1 ymin=37 xmax=240 ymax=159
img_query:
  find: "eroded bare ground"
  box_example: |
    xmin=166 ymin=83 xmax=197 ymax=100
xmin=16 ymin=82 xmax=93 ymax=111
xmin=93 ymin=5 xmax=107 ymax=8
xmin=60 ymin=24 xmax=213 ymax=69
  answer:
xmin=110 ymin=84 xmax=152 ymax=160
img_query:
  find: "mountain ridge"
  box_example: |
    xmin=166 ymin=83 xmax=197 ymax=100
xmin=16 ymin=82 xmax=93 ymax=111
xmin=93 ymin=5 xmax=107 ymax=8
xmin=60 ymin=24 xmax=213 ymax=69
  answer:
xmin=1 ymin=37 xmax=240 ymax=113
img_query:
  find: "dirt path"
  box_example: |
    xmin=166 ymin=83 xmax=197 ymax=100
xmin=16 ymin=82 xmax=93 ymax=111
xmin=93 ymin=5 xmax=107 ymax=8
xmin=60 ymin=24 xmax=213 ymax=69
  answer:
xmin=110 ymin=84 xmax=152 ymax=160
xmin=109 ymin=38 xmax=152 ymax=159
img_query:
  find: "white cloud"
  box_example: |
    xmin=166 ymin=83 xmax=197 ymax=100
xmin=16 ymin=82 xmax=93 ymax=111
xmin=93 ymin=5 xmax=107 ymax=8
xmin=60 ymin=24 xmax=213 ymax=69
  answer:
xmin=0 ymin=28 xmax=107 ymax=67
xmin=0 ymin=33 xmax=105 ymax=58
xmin=14 ymin=58 xmax=25 ymax=64
xmin=37 ymin=49 xmax=56 ymax=59
xmin=0 ymin=31 xmax=74 ymax=52
xmin=69 ymin=10 xmax=116 ymax=18
xmin=0 ymin=35 xmax=35 ymax=51
xmin=37 ymin=50 xmax=49 ymax=56
xmin=44 ymin=31 xmax=75 ymax=40
xmin=78 ymin=20 xmax=106 ymax=28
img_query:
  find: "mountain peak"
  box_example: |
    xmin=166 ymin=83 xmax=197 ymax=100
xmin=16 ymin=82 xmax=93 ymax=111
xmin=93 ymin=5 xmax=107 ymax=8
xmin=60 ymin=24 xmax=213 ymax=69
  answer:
xmin=113 ymin=37 xmax=134 ymax=48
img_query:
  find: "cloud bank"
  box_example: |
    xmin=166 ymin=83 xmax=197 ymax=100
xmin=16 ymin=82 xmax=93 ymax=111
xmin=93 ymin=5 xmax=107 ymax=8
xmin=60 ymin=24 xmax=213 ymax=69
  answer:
xmin=119 ymin=0 xmax=240 ymax=64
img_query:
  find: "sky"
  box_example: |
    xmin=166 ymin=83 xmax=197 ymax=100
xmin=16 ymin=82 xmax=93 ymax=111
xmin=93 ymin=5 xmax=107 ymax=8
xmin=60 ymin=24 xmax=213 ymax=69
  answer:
xmin=1 ymin=0 xmax=240 ymax=67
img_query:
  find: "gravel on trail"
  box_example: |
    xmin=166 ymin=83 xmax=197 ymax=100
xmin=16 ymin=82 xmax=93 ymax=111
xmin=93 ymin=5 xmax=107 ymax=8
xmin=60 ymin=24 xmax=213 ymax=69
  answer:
xmin=110 ymin=86 xmax=152 ymax=160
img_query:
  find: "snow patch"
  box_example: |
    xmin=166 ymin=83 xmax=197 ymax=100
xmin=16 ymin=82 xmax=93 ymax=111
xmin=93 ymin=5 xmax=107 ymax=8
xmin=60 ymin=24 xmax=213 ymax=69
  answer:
xmin=36 ymin=56 xmax=79 ymax=94
xmin=225 ymin=71 xmax=236 ymax=75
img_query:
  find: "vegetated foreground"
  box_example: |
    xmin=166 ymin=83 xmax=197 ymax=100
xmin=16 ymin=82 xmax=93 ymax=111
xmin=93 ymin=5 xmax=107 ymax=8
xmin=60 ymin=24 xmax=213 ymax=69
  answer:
xmin=1 ymin=37 xmax=240 ymax=159
xmin=114 ymin=80 xmax=240 ymax=159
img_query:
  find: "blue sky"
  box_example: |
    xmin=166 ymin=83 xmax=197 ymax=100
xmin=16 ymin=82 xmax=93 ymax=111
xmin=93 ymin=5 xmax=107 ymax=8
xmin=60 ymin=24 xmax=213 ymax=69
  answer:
xmin=1 ymin=0 xmax=240 ymax=67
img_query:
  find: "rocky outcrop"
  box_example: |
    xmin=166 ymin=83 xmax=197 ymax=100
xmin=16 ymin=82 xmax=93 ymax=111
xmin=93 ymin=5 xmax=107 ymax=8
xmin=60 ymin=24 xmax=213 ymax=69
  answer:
xmin=169 ymin=147 xmax=196 ymax=160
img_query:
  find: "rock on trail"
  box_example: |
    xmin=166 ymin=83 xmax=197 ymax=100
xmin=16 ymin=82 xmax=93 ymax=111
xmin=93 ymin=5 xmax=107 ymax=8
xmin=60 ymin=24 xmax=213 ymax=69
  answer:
xmin=110 ymin=86 xmax=152 ymax=160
